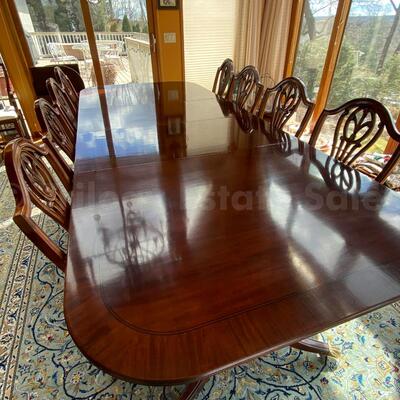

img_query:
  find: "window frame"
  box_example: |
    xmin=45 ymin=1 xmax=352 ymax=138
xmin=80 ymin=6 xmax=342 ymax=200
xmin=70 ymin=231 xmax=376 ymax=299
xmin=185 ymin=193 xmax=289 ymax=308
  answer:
xmin=285 ymin=0 xmax=399 ymax=153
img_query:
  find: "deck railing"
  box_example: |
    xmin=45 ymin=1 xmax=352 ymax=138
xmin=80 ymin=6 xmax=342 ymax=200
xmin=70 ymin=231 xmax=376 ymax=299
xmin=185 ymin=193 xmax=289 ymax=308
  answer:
xmin=125 ymin=37 xmax=152 ymax=83
xmin=30 ymin=31 xmax=149 ymax=57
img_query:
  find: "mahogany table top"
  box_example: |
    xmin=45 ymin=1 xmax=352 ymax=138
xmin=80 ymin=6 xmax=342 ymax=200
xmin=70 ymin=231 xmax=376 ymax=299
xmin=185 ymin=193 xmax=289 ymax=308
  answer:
xmin=65 ymin=81 xmax=400 ymax=385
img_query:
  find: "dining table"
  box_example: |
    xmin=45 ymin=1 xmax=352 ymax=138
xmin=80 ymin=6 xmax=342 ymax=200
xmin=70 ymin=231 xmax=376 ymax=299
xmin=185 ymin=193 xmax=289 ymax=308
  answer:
xmin=65 ymin=81 xmax=400 ymax=399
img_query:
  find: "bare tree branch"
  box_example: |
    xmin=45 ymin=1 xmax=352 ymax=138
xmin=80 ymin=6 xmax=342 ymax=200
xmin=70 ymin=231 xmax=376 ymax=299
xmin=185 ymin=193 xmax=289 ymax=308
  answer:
xmin=377 ymin=2 xmax=400 ymax=73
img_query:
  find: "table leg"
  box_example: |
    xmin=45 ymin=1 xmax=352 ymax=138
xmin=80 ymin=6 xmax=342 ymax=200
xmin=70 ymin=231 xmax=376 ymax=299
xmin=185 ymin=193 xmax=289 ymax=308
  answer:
xmin=179 ymin=379 xmax=207 ymax=400
xmin=292 ymin=338 xmax=339 ymax=357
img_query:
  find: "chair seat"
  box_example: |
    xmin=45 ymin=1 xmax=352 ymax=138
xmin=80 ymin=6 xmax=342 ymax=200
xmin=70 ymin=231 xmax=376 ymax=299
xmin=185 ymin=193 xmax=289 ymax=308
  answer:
xmin=354 ymin=154 xmax=400 ymax=191
xmin=0 ymin=108 xmax=18 ymax=121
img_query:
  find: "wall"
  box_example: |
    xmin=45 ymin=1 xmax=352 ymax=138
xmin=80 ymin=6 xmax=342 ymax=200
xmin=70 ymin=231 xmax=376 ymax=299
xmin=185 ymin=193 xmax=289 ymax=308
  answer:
xmin=151 ymin=4 xmax=184 ymax=82
xmin=183 ymin=0 xmax=240 ymax=90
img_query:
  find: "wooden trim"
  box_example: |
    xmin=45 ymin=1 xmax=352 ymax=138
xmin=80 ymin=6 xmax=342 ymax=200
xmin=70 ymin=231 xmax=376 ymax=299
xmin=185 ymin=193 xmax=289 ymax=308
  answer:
xmin=311 ymin=0 xmax=352 ymax=125
xmin=179 ymin=1 xmax=185 ymax=82
xmin=6 ymin=0 xmax=34 ymax=67
xmin=146 ymin=0 xmax=160 ymax=83
xmin=80 ymin=0 xmax=104 ymax=88
xmin=284 ymin=0 xmax=305 ymax=78
xmin=0 ymin=1 xmax=39 ymax=133
xmin=150 ymin=1 xmax=184 ymax=82
xmin=385 ymin=113 xmax=400 ymax=153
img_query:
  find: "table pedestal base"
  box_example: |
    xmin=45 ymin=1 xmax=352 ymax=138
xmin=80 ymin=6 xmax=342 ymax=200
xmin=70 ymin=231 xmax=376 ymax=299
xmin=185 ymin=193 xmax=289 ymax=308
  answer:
xmin=179 ymin=379 xmax=207 ymax=400
xmin=292 ymin=338 xmax=339 ymax=357
xmin=178 ymin=338 xmax=338 ymax=399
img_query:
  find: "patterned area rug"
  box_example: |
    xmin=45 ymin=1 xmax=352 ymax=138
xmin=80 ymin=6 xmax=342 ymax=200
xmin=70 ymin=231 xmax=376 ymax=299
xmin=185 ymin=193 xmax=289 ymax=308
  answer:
xmin=1 ymin=165 xmax=400 ymax=400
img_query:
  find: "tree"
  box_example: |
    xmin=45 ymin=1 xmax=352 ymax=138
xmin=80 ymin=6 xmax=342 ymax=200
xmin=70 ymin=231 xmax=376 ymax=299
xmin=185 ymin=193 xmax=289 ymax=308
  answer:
xmin=109 ymin=20 xmax=120 ymax=32
xmin=70 ymin=0 xmax=84 ymax=31
xmin=90 ymin=0 xmax=107 ymax=31
xmin=395 ymin=40 xmax=400 ymax=54
xmin=327 ymin=42 xmax=356 ymax=107
xmin=138 ymin=0 xmax=148 ymax=26
xmin=379 ymin=53 xmax=400 ymax=113
xmin=54 ymin=0 xmax=71 ymax=31
xmin=53 ymin=0 xmax=84 ymax=32
xmin=131 ymin=21 xmax=140 ymax=32
xmin=122 ymin=14 xmax=131 ymax=32
xmin=377 ymin=0 xmax=400 ymax=74
xmin=26 ymin=0 xmax=49 ymax=31
xmin=304 ymin=0 xmax=316 ymax=41
xmin=105 ymin=0 xmax=114 ymax=20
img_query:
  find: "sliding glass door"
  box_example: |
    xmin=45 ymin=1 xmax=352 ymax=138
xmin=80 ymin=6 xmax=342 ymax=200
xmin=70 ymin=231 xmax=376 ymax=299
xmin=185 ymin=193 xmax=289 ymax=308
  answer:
xmin=327 ymin=0 xmax=400 ymax=116
xmin=293 ymin=0 xmax=400 ymax=117
xmin=293 ymin=0 xmax=339 ymax=100
xmin=13 ymin=0 xmax=155 ymax=87
xmin=89 ymin=0 xmax=153 ymax=85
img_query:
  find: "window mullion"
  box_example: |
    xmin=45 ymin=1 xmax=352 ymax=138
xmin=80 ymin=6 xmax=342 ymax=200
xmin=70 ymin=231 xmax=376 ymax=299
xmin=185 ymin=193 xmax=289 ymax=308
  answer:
xmin=385 ymin=114 xmax=400 ymax=154
xmin=79 ymin=0 xmax=104 ymax=88
xmin=311 ymin=0 xmax=352 ymax=126
xmin=284 ymin=0 xmax=305 ymax=78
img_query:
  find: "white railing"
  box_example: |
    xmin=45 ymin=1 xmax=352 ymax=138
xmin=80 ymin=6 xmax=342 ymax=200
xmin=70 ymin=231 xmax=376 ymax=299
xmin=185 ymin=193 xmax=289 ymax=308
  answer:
xmin=30 ymin=31 xmax=149 ymax=57
xmin=126 ymin=37 xmax=152 ymax=83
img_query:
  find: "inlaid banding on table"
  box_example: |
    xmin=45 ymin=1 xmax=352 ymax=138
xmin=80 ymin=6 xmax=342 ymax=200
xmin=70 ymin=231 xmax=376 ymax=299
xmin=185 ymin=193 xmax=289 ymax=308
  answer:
xmin=97 ymin=262 xmax=400 ymax=335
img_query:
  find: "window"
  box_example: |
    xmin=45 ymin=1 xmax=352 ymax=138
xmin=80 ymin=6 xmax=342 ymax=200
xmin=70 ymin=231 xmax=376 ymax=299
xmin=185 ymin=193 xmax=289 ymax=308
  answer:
xmin=293 ymin=0 xmax=339 ymax=100
xmin=290 ymin=0 xmax=400 ymax=157
xmin=13 ymin=0 xmax=151 ymax=87
xmin=183 ymin=0 xmax=241 ymax=90
xmin=328 ymin=0 xmax=400 ymax=118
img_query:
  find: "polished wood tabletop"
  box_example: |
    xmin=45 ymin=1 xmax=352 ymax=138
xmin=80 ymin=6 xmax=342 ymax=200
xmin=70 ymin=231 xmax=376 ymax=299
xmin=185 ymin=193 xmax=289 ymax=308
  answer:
xmin=73 ymin=82 xmax=275 ymax=173
xmin=65 ymin=82 xmax=400 ymax=387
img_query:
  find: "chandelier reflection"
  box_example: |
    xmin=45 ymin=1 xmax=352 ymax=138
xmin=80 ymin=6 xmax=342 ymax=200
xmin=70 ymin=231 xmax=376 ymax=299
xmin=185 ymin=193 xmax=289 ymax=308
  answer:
xmin=95 ymin=201 xmax=165 ymax=267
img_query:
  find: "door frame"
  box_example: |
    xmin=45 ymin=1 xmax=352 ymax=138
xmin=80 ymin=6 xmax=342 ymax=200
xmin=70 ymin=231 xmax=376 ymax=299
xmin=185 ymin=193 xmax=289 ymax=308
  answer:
xmin=146 ymin=0 xmax=161 ymax=83
xmin=12 ymin=0 xmax=162 ymax=87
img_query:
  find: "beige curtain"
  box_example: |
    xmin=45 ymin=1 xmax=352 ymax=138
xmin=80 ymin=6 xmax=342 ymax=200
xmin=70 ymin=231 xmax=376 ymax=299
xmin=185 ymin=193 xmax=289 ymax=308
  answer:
xmin=235 ymin=0 xmax=293 ymax=86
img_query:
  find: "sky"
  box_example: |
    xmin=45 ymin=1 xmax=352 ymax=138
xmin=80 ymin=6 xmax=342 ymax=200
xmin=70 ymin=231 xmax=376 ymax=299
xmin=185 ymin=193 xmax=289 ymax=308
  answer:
xmin=311 ymin=0 xmax=400 ymax=17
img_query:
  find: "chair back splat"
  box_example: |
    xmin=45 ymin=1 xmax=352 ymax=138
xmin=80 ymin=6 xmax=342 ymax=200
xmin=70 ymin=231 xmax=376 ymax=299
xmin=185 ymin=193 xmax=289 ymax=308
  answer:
xmin=212 ymin=58 xmax=234 ymax=98
xmin=54 ymin=66 xmax=80 ymax=110
xmin=4 ymin=138 xmax=71 ymax=271
xmin=46 ymin=77 xmax=77 ymax=132
xmin=259 ymin=77 xmax=314 ymax=138
xmin=35 ymin=98 xmax=76 ymax=163
xmin=309 ymin=97 xmax=400 ymax=184
xmin=227 ymin=65 xmax=260 ymax=109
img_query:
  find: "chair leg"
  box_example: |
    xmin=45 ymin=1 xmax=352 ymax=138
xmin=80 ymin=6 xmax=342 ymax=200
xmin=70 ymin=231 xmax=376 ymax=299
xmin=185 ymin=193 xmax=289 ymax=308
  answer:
xmin=178 ymin=379 xmax=207 ymax=400
xmin=292 ymin=338 xmax=339 ymax=357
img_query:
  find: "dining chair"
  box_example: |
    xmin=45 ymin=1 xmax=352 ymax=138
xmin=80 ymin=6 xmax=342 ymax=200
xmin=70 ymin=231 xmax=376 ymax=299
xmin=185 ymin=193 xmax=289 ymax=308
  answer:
xmin=47 ymin=42 xmax=78 ymax=65
xmin=35 ymin=98 xmax=76 ymax=163
xmin=0 ymin=62 xmax=29 ymax=147
xmin=309 ymin=97 xmax=400 ymax=185
xmin=100 ymin=40 xmax=125 ymax=69
xmin=4 ymin=138 xmax=71 ymax=272
xmin=46 ymin=77 xmax=77 ymax=132
xmin=212 ymin=58 xmax=234 ymax=98
xmin=54 ymin=66 xmax=79 ymax=111
xmin=227 ymin=65 xmax=260 ymax=109
xmin=258 ymin=77 xmax=314 ymax=138
xmin=232 ymin=106 xmax=259 ymax=135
